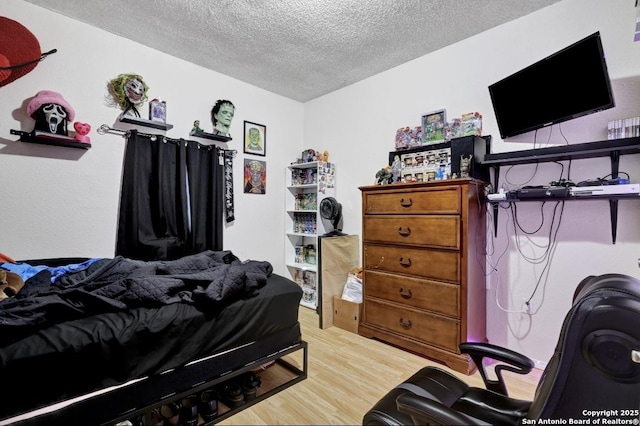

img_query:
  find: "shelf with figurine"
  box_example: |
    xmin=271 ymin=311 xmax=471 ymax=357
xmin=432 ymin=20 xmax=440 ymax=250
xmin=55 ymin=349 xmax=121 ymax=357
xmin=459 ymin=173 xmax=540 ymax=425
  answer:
xmin=11 ymin=129 xmax=91 ymax=150
xmin=10 ymin=90 xmax=92 ymax=150
xmin=189 ymin=100 xmax=236 ymax=142
xmin=189 ymin=129 xmax=232 ymax=142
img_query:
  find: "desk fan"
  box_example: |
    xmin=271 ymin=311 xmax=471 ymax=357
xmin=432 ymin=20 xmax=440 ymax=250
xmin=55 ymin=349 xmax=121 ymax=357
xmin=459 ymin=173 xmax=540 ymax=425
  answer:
xmin=320 ymin=197 xmax=346 ymax=236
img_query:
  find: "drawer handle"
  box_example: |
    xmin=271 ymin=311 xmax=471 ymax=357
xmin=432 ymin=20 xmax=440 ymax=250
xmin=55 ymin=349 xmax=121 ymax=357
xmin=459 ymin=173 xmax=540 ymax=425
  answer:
xmin=399 ymin=288 xmax=412 ymax=299
xmin=400 ymin=198 xmax=413 ymax=207
xmin=398 ymin=227 xmax=411 ymax=237
xmin=399 ymin=318 xmax=412 ymax=329
xmin=399 ymin=257 xmax=412 ymax=267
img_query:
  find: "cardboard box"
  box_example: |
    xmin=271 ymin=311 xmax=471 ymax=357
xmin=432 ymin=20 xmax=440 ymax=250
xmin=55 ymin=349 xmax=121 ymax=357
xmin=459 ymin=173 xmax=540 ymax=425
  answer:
xmin=333 ymin=295 xmax=362 ymax=334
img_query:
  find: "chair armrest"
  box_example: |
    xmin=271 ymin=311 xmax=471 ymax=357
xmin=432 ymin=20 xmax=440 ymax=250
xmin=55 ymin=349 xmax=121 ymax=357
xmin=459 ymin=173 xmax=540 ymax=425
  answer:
xmin=460 ymin=342 xmax=535 ymax=396
xmin=396 ymin=393 xmax=481 ymax=425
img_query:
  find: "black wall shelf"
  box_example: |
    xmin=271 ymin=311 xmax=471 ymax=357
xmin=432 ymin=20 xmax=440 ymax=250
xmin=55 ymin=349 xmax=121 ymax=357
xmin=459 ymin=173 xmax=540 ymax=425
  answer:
xmin=119 ymin=115 xmax=174 ymax=130
xmin=10 ymin=129 xmax=91 ymax=150
xmin=189 ymin=130 xmax=232 ymax=142
xmin=481 ymin=136 xmax=640 ymax=243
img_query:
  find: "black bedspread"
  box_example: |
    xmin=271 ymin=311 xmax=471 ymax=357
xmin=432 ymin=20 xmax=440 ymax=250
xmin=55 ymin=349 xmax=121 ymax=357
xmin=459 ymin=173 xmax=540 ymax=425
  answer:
xmin=0 ymin=250 xmax=273 ymax=347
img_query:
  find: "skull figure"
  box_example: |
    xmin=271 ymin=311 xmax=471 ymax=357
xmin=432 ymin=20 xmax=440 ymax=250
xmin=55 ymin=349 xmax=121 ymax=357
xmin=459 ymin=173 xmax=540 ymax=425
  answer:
xmin=42 ymin=103 xmax=68 ymax=134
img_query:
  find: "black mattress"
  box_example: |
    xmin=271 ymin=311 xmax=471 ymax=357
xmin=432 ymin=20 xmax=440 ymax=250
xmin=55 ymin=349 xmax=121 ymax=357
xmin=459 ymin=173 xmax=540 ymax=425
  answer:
xmin=0 ymin=253 xmax=302 ymax=421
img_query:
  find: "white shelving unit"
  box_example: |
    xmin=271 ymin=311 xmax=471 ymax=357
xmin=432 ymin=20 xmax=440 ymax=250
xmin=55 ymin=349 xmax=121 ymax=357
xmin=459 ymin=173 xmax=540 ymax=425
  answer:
xmin=285 ymin=161 xmax=336 ymax=309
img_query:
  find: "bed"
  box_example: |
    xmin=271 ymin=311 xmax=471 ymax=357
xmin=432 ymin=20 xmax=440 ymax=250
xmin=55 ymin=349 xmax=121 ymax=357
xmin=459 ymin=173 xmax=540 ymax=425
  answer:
xmin=0 ymin=250 xmax=306 ymax=425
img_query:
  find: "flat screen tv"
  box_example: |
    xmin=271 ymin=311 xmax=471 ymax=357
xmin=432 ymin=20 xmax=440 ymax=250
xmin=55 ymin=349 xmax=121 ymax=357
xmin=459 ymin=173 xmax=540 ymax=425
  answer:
xmin=488 ymin=32 xmax=615 ymax=139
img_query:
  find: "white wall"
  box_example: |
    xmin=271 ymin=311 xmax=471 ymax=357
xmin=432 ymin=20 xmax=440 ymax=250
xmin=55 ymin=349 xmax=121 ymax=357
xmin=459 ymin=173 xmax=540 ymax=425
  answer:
xmin=2 ymin=0 xmax=640 ymax=368
xmin=0 ymin=0 xmax=304 ymax=275
xmin=304 ymin=0 xmax=640 ymax=367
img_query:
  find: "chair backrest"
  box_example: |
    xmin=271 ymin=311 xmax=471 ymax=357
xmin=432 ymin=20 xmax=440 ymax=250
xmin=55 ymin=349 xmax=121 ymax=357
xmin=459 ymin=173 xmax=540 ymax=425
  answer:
xmin=527 ymin=274 xmax=640 ymax=420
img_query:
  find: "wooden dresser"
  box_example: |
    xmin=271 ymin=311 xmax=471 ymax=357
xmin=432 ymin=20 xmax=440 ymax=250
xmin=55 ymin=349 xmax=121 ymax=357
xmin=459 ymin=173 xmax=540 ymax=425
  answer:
xmin=359 ymin=179 xmax=486 ymax=374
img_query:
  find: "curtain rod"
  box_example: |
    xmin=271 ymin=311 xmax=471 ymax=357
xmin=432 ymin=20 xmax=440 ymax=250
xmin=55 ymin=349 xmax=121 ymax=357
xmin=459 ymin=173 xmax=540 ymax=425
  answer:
xmin=97 ymin=124 xmax=237 ymax=154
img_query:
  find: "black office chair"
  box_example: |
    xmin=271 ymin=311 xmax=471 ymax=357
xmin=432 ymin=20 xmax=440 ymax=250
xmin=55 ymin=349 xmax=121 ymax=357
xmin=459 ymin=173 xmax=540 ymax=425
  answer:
xmin=363 ymin=273 xmax=640 ymax=425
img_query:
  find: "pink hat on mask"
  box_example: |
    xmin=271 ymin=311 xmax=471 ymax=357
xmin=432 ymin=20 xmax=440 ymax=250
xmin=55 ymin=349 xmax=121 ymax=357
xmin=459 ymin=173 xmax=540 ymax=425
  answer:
xmin=26 ymin=90 xmax=75 ymax=121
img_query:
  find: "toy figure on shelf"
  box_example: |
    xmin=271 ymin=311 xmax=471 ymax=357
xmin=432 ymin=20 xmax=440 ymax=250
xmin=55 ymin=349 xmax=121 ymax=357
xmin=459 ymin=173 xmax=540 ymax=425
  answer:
xmin=391 ymin=155 xmax=402 ymax=183
xmin=375 ymin=166 xmax=393 ymax=185
xmin=460 ymin=155 xmax=473 ymax=178
xmin=107 ymin=73 xmax=149 ymax=118
xmin=210 ymin=99 xmax=235 ymax=137
xmin=190 ymin=120 xmax=204 ymax=135
xmin=26 ymin=90 xmax=75 ymax=136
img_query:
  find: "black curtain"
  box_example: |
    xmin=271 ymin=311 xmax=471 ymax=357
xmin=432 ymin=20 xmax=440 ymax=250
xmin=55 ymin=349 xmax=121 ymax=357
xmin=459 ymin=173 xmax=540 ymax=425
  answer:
xmin=185 ymin=140 xmax=224 ymax=254
xmin=116 ymin=130 xmax=224 ymax=261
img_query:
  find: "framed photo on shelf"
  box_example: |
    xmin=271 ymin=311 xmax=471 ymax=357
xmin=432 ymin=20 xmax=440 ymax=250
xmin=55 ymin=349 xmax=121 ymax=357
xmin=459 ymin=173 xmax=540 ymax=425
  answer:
xmin=148 ymin=99 xmax=167 ymax=123
xmin=422 ymin=109 xmax=446 ymax=144
xmin=244 ymin=159 xmax=266 ymax=194
xmin=243 ymin=121 xmax=266 ymax=156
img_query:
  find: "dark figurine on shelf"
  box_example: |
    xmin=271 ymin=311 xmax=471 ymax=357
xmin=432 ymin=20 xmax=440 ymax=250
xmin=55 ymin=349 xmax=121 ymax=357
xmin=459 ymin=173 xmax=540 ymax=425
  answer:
xmin=190 ymin=119 xmax=204 ymax=135
xmin=375 ymin=166 xmax=393 ymax=185
xmin=460 ymin=154 xmax=473 ymax=178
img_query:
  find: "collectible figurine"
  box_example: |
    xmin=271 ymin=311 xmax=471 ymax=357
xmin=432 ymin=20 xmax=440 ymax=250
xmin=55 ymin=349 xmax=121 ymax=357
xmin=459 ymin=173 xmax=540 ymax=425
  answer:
xmin=375 ymin=166 xmax=393 ymax=185
xmin=460 ymin=155 xmax=473 ymax=178
xmin=391 ymin=155 xmax=402 ymax=183
xmin=190 ymin=120 xmax=204 ymax=135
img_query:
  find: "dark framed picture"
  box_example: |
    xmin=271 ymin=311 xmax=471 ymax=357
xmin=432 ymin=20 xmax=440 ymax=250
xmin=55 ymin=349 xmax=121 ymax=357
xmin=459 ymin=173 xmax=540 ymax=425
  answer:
xmin=243 ymin=121 xmax=266 ymax=156
xmin=422 ymin=109 xmax=446 ymax=144
xmin=244 ymin=159 xmax=266 ymax=194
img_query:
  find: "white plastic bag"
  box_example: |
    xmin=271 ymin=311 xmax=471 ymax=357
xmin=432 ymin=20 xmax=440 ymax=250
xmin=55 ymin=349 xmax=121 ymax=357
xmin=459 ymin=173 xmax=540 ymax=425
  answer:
xmin=341 ymin=273 xmax=363 ymax=303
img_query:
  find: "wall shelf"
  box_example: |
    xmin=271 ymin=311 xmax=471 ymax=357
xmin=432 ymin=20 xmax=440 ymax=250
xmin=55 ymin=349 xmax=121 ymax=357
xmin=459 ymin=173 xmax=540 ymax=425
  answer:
xmin=10 ymin=129 xmax=91 ymax=150
xmin=481 ymin=136 xmax=640 ymax=243
xmin=119 ymin=115 xmax=174 ymax=130
xmin=189 ymin=130 xmax=232 ymax=142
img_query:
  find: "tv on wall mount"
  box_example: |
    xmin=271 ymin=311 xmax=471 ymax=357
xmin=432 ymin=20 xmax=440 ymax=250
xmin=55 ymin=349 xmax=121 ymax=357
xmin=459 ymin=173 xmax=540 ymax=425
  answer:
xmin=488 ymin=31 xmax=615 ymax=139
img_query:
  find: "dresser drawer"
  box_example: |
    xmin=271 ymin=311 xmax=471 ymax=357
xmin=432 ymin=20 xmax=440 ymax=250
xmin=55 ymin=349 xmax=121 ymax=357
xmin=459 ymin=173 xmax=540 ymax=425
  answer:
xmin=363 ymin=215 xmax=460 ymax=248
xmin=364 ymin=244 xmax=460 ymax=283
xmin=364 ymin=299 xmax=460 ymax=352
xmin=364 ymin=271 xmax=459 ymax=317
xmin=363 ymin=187 xmax=461 ymax=215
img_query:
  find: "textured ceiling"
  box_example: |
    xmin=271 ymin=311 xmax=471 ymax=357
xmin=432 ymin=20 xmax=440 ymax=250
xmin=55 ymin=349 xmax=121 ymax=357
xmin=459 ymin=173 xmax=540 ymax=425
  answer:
xmin=24 ymin=0 xmax=561 ymax=102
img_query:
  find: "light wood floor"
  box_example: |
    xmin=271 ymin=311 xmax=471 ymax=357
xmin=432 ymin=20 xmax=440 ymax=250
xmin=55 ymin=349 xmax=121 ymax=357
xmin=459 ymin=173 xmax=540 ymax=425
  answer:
xmin=219 ymin=306 xmax=542 ymax=425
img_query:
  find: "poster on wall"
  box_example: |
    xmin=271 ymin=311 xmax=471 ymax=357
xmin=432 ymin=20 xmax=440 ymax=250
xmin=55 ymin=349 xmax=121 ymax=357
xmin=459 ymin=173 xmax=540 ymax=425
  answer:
xmin=244 ymin=121 xmax=266 ymax=156
xmin=244 ymin=159 xmax=266 ymax=194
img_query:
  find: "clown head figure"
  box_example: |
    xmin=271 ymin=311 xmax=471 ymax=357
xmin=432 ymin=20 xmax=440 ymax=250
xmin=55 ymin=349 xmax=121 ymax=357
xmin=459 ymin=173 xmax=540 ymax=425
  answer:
xmin=26 ymin=90 xmax=76 ymax=136
xmin=107 ymin=73 xmax=149 ymax=117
